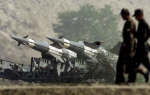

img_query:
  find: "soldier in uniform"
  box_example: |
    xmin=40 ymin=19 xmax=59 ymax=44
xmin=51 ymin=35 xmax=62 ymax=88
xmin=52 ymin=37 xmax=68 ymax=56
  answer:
xmin=116 ymin=8 xmax=136 ymax=84
xmin=133 ymin=9 xmax=150 ymax=82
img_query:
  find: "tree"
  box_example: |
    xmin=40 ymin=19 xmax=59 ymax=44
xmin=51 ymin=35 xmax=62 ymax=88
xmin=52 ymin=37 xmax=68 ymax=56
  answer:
xmin=53 ymin=4 xmax=120 ymax=50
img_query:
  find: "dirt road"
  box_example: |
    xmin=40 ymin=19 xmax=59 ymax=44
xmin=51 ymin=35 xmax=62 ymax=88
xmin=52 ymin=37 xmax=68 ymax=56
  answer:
xmin=0 ymin=85 xmax=150 ymax=95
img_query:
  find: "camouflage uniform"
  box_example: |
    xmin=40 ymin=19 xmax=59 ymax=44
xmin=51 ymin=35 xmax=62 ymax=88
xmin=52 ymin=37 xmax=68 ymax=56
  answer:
xmin=116 ymin=18 xmax=136 ymax=83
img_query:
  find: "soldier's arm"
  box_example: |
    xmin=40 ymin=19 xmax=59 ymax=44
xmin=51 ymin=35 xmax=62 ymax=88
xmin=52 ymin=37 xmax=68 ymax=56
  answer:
xmin=145 ymin=24 xmax=150 ymax=41
xmin=127 ymin=22 xmax=136 ymax=57
xmin=129 ymin=32 xmax=135 ymax=57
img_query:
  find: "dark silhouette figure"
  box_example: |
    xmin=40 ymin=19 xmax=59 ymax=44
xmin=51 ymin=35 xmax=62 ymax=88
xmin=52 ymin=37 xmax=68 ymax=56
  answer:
xmin=116 ymin=8 xmax=136 ymax=84
xmin=133 ymin=9 xmax=150 ymax=82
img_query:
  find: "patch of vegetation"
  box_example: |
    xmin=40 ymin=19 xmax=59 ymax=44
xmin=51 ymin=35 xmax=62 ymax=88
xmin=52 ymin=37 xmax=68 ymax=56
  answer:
xmin=53 ymin=4 xmax=120 ymax=50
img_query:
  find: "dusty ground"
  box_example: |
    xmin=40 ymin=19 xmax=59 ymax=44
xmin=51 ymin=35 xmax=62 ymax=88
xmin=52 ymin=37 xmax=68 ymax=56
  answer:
xmin=0 ymin=84 xmax=150 ymax=95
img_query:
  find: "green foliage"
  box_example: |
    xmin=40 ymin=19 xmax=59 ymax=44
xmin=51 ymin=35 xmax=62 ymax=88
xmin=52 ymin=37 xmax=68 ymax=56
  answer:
xmin=53 ymin=4 xmax=120 ymax=49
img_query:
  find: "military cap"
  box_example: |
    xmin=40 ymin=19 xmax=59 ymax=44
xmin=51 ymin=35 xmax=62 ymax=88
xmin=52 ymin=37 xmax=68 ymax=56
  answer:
xmin=133 ymin=9 xmax=143 ymax=16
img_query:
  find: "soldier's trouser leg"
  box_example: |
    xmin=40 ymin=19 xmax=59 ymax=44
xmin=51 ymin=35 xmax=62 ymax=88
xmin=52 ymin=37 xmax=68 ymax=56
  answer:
xmin=137 ymin=64 xmax=149 ymax=82
xmin=137 ymin=65 xmax=148 ymax=75
xmin=128 ymin=71 xmax=136 ymax=83
xmin=115 ymin=57 xmax=125 ymax=84
xmin=128 ymin=63 xmax=136 ymax=83
xmin=125 ymin=57 xmax=136 ymax=83
xmin=136 ymin=48 xmax=150 ymax=71
xmin=136 ymin=52 xmax=149 ymax=82
xmin=142 ymin=56 xmax=150 ymax=72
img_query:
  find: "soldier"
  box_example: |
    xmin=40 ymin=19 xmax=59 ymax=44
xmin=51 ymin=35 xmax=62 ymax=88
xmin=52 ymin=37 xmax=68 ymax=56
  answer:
xmin=116 ymin=8 xmax=136 ymax=84
xmin=133 ymin=9 xmax=150 ymax=82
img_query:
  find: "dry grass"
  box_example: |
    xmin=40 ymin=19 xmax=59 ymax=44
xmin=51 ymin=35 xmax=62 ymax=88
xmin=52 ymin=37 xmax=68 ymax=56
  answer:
xmin=0 ymin=84 xmax=150 ymax=95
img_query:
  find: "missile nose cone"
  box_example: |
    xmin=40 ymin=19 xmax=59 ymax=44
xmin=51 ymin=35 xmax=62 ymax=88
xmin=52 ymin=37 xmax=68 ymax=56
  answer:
xmin=47 ymin=37 xmax=58 ymax=42
xmin=47 ymin=37 xmax=52 ymax=40
xmin=11 ymin=35 xmax=22 ymax=42
xmin=47 ymin=37 xmax=55 ymax=40
xmin=11 ymin=35 xmax=15 ymax=39
xmin=11 ymin=35 xmax=18 ymax=40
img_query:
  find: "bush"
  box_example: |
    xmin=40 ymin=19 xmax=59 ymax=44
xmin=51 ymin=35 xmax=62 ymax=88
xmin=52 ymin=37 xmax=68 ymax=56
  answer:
xmin=53 ymin=4 xmax=120 ymax=50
